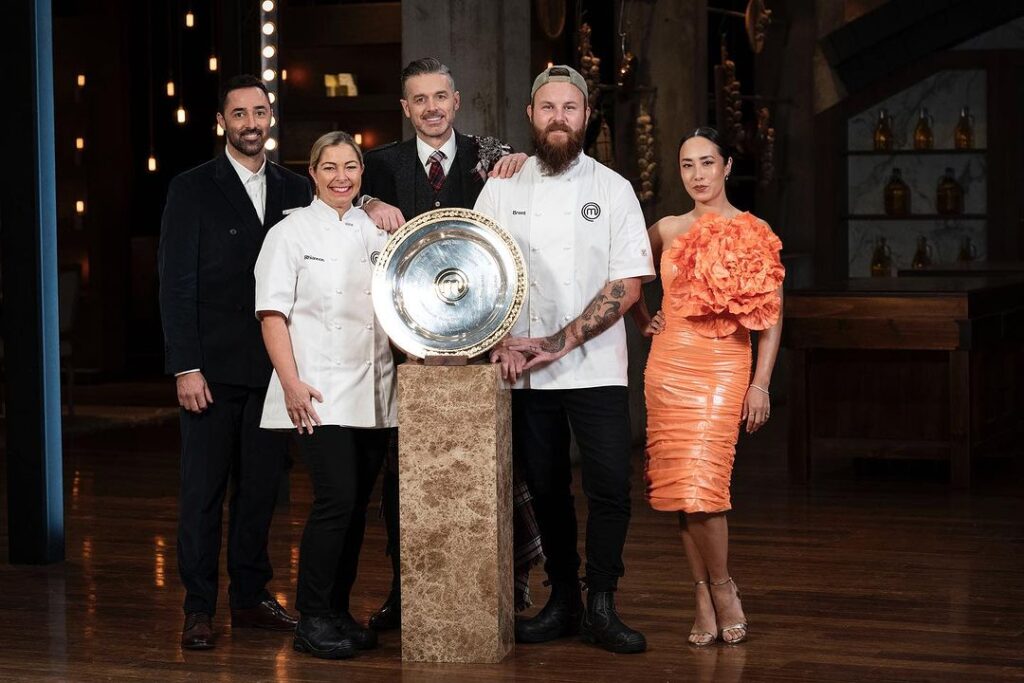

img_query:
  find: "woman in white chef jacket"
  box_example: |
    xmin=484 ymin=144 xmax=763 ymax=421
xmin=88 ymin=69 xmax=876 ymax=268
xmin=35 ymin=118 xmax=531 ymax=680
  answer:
xmin=254 ymin=131 xmax=395 ymax=660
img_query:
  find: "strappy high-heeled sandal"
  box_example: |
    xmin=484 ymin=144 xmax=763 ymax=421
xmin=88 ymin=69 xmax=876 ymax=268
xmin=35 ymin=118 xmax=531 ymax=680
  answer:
xmin=687 ymin=580 xmax=717 ymax=647
xmin=710 ymin=577 xmax=748 ymax=645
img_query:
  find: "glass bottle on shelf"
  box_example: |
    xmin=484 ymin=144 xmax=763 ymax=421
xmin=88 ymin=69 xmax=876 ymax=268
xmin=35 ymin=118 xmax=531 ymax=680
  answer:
xmin=884 ymin=167 xmax=911 ymax=216
xmin=954 ymin=106 xmax=974 ymax=149
xmin=873 ymin=108 xmax=893 ymax=151
xmin=936 ymin=168 xmax=964 ymax=215
xmin=911 ymin=235 xmax=933 ymax=270
xmin=957 ymin=236 xmax=978 ymax=263
xmin=913 ymin=107 xmax=934 ymax=150
xmin=870 ymin=236 xmax=893 ymax=277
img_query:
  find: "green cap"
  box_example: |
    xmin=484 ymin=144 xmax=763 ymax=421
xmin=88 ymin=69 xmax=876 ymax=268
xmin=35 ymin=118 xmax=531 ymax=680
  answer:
xmin=531 ymin=64 xmax=588 ymax=100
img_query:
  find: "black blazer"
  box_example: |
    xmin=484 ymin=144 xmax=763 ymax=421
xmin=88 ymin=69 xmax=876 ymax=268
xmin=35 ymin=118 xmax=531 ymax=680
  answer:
xmin=361 ymin=131 xmax=487 ymax=219
xmin=158 ymin=152 xmax=312 ymax=387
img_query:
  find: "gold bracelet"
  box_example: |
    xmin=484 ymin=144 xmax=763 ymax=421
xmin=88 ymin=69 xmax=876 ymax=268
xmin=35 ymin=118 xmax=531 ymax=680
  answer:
xmin=748 ymin=383 xmax=770 ymax=397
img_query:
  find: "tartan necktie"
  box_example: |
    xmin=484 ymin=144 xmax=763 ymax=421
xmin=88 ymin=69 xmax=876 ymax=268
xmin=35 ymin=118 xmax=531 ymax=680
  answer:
xmin=427 ymin=150 xmax=447 ymax=193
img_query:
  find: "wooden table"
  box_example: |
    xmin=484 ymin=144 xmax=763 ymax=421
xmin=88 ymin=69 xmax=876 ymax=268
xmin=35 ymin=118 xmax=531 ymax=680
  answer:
xmin=784 ymin=277 xmax=1024 ymax=487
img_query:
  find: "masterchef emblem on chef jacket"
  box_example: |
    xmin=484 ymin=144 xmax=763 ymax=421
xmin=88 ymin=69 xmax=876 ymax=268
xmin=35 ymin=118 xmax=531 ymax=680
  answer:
xmin=581 ymin=202 xmax=601 ymax=222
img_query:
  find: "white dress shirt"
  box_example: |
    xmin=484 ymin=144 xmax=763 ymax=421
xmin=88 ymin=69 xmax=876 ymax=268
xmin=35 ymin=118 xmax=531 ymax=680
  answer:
xmin=416 ymin=132 xmax=458 ymax=176
xmin=474 ymin=154 xmax=655 ymax=390
xmin=226 ymin=148 xmax=267 ymax=224
xmin=255 ymin=198 xmax=396 ymax=429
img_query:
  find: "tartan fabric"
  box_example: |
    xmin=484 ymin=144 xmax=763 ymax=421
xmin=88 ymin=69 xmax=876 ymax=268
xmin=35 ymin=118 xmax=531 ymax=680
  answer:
xmin=427 ymin=150 xmax=446 ymax=193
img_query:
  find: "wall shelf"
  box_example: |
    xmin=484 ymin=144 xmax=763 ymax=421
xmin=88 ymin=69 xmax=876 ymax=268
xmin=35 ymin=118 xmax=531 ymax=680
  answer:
xmin=844 ymin=213 xmax=986 ymax=220
xmin=846 ymin=148 xmax=986 ymax=156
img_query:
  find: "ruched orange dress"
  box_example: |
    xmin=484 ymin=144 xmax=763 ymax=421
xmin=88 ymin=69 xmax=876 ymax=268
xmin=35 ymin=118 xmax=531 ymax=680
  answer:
xmin=644 ymin=212 xmax=784 ymax=513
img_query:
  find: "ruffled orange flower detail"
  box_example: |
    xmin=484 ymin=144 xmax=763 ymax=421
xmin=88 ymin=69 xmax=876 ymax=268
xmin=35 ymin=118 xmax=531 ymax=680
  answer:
xmin=665 ymin=212 xmax=785 ymax=338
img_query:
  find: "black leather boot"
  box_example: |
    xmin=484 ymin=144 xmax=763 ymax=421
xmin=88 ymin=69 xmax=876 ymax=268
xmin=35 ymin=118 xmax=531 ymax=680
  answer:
xmin=332 ymin=612 xmax=379 ymax=650
xmin=293 ymin=615 xmax=357 ymax=659
xmin=580 ymin=591 xmax=647 ymax=654
xmin=515 ymin=580 xmax=583 ymax=643
xmin=368 ymin=587 xmax=401 ymax=631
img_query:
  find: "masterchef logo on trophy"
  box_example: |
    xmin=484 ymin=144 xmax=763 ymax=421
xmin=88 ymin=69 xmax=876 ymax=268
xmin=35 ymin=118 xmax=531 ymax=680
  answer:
xmin=371 ymin=208 xmax=527 ymax=360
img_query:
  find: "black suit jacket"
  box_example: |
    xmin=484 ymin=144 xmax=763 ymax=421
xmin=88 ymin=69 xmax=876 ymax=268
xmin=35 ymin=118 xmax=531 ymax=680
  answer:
xmin=158 ymin=152 xmax=312 ymax=387
xmin=361 ymin=131 xmax=487 ymax=218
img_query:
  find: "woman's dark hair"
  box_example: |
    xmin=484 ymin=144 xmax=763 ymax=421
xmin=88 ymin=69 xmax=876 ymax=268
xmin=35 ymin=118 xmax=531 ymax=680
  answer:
xmin=677 ymin=126 xmax=733 ymax=164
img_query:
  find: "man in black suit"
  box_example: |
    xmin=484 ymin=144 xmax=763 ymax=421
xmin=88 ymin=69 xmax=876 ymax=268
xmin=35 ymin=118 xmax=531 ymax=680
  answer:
xmin=358 ymin=57 xmax=538 ymax=631
xmin=159 ymin=74 xmax=312 ymax=650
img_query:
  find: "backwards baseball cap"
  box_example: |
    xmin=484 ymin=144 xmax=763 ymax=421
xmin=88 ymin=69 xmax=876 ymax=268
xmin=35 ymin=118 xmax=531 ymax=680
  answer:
xmin=531 ymin=64 xmax=588 ymax=101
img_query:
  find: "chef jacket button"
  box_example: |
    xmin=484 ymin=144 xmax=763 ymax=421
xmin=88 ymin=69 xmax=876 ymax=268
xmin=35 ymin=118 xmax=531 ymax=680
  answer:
xmin=363 ymin=289 xmax=371 ymax=295
xmin=335 ymin=360 xmax=341 ymax=366
xmin=534 ymin=211 xmax=542 ymax=216
xmin=563 ymin=280 xmax=571 ymax=285
xmin=434 ymin=201 xmax=441 ymax=207
xmin=531 ymin=246 xmax=539 ymax=252
xmin=365 ymin=324 xmax=372 ymax=330
xmin=330 ymin=256 xmax=338 ymax=262
xmin=229 ymin=228 xmax=238 ymax=235
xmin=360 ymin=257 xmax=367 ymax=263
xmin=335 ymin=288 xmax=342 ymax=294
xmin=563 ymin=314 xmax=572 ymax=321
xmin=366 ymin=360 xmax=372 ymax=365
xmin=334 ymin=323 xmax=342 ymax=329
xmin=531 ymin=316 xmax=539 ymax=322
xmin=344 ymin=222 xmax=352 ymax=226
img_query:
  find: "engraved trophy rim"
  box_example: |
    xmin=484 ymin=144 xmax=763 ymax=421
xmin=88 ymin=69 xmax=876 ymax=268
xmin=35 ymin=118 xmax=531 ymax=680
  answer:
xmin=371 ymin=207 xmax=527 ymax=359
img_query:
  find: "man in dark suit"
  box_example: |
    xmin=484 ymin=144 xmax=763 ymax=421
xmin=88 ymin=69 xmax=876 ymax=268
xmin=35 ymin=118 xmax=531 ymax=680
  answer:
xmin=358 ymin=57 xmax=538 ymax=631
xmin=159 ymin=74 xmax=312 ymax=650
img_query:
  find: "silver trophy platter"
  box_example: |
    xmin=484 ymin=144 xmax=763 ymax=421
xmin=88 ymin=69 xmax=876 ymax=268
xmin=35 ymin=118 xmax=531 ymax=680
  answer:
xmin=372 ymin=208 xmax=527 ymax=359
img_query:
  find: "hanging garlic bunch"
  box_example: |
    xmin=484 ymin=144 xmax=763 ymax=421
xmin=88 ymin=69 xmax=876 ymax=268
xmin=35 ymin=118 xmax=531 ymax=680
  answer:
xmin=635 ymin=102 xmax=656 ymax=203
xmin=578 ymin=23 xmax=602 ymax=114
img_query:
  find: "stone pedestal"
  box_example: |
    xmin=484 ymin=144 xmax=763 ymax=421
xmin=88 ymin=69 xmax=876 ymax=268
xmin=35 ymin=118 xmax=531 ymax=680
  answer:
xmin=397 ymin=363 xmax=514 ymax=663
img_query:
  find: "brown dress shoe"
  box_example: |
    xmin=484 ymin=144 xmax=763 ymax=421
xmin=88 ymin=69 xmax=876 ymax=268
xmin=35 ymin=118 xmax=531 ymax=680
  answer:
xmin=181 ymin=612 xmax=215 ymax=650
xmin=231 ymin=597 xmax=298 ymax=631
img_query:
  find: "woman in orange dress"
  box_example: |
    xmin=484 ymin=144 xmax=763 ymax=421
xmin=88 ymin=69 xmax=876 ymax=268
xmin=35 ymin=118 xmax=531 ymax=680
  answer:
xmin=631 ymin=127 xmax=784 ymax=646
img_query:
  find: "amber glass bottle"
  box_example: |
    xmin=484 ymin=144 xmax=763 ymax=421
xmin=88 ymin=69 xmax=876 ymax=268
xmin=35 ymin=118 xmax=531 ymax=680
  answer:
xmin=870 ymin=236 xmax=893 ymax=277
xmin=954 ymin=107 xmax=974 ymax=149
xmin=936 ymin=168 xmax=964 ymax=215
xmin=957 ymin=236 xmax=978 ymax=263
xmin=873 ymin=109 xmax=893 ymax=151
xmin=913 ymin=108 xmax=934 ymax=150
xmin=884 ymin=168 xmax=911 ymax=216
xmin=911 ymin=236 xmax=933 ymax=269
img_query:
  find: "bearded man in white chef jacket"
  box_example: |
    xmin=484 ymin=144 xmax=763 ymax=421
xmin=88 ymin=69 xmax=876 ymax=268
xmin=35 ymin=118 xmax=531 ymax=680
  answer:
xmin=473 ymin=65 xmax=654 ymax=655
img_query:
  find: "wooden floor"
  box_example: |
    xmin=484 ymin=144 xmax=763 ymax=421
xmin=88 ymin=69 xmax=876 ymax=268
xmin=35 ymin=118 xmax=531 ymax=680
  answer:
xmin=2 ymin=383 xmax=1023 ymax=682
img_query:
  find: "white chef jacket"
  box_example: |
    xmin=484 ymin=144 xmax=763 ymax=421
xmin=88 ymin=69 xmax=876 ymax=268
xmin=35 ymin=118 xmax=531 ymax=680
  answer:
xmin=474 ymin=154 xmax=654 ymax=390
xmin=255 ymin=198 xmax=396 ymax=429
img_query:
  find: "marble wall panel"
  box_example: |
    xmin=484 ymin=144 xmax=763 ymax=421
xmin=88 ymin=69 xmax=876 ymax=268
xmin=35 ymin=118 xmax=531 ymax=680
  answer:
xmin=848 ymin=219 xmax=986 ymax=277
xmin=847 ymin=153 xmax=986 ymax=215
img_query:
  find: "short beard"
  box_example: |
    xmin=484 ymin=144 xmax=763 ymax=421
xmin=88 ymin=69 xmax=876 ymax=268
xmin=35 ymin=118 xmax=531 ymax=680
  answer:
xmin=227 ymin=128 xmax=265 ymax=158
xmin=532 ymin=122 xmax=584 ymax=176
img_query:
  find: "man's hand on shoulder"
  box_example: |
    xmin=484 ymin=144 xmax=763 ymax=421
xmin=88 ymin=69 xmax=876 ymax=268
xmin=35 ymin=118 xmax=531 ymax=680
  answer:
xmin=489 ymin=152 xmax=528 ymax=179
xmin=363 ymin=198 xmax=406 ymax=233
xmin=176 ymin=371 xmax=213 ymax=413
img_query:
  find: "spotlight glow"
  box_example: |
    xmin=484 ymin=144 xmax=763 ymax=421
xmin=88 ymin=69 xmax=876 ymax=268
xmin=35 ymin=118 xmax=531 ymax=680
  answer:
xmin=262 ymin=45 xmax=276 ymax=59
xmin=185 ymin=11 xmax=194 ymax=27
xmin=148 ymin=155 xmax=158 ymax=172
xmin=75 ymin=200 xmax=86 ymax=214
xmin=262 ymin=0 xmax=274 ymax=11
xmin=176 ymin=106 xmax=187 ymax=124
xmin=208 ymin=56 xmax=218 ymax=72
xmin=262 ymin=69 xmax=275 ymax=82
xmin=216 ymin=123 xmax=224 ymax=136
xmin=354 ymin=133 xmax=363 ymax=145
xmin=75 ymin=137 xmax=85 ymax=150
xmin=166 ymin=80 xmax=175 ymax=97
xmin=76 ymin=74 xmax=86 ymax=87
xmin=262 ymin=22 xmax=275 ymax=35
xmin=268 ymin=91 xmax=276 ymax=104
xmin=265 ymin=137 xmax=278 ymax=151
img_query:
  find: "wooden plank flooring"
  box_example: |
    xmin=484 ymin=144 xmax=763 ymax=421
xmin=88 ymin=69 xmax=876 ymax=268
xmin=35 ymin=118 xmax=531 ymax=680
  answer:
xmin=1 ymin=388 xmax=1023 ymax=682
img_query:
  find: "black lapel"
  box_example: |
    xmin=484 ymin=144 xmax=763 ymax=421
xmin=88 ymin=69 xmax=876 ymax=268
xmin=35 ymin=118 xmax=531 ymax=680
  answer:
xmin=213 ymin=152 xmax=263 ymax=233
xmin=454 ymin=131 xmax=483 ymax=203
xmin=395 ymin=139 xmax=418 ymax=221
xmin=264 ymin=161 xmax=284 ymax=228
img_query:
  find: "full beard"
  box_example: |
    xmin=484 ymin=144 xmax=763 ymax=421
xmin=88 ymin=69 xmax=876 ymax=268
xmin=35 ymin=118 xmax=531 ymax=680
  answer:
xmin=532 ymin=122 xmax=585 ymax=176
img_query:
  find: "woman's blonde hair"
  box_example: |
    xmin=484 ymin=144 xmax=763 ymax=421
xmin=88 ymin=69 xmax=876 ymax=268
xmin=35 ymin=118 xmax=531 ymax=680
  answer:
xmin=308 ymin=131 xmax=363 ymax=169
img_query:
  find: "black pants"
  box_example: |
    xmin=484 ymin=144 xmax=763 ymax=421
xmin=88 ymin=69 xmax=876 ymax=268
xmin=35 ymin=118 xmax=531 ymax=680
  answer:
xmin=295 ymin=426 xmax=390 ymax=616
xmin=511 ymin=386 xmax=632 ymax=593
xmin=381 ymin=465 xmax=402 ymax=591
xmin=177 ymin=381 xmax=288 ymax=616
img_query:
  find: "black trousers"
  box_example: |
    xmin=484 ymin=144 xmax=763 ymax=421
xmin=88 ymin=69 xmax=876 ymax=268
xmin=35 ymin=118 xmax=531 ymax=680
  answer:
xmin=295 ymin=426 xmax=390 ymax=616
xmin=511 ymin=386 xmax=632 ymax=593
xmin=177 ymin=381 xmax=288 ymax=616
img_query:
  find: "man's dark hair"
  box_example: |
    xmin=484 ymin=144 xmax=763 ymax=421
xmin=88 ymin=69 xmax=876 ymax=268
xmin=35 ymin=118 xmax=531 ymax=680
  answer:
xmin=218 ymin=74 xmax=270 ymax=113
xmin=400 ymin=57 xmax=455 ymax=96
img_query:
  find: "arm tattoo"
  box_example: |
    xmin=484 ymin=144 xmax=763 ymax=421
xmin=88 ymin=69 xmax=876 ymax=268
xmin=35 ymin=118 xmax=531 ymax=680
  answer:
xmin=576 ymin=279 xmax=629 ymax=343
xmin=540 ymin=329 xmax=566 ymax=353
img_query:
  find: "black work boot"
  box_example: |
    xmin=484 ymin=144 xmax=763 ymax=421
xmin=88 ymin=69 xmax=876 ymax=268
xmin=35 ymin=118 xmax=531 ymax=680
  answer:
xmin=515 ymin=580 xmax=583 ymax=643
xmin=332 ymin=612 xmax=379 ymax=650
xmin=293 ymin=615 xmax=357 ymax=659
xmin=580 ymin=591 xmax=647 ymax=654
